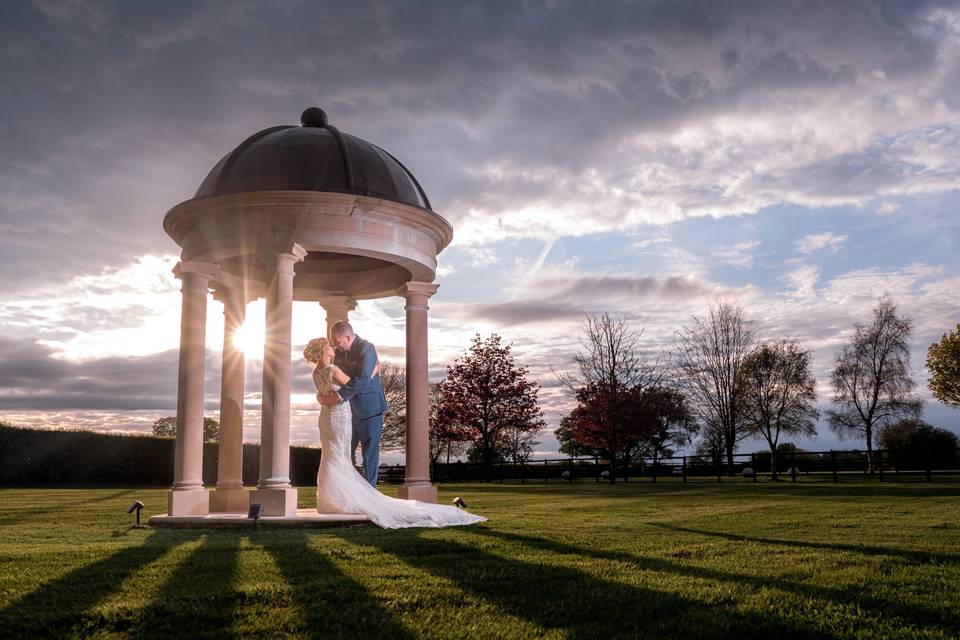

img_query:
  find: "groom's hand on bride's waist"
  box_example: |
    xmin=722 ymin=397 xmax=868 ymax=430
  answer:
xmin=318 ymin=392 xmax=342 ymax=406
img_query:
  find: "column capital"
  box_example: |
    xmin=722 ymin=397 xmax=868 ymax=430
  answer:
xmin=173 ymin=261 xmax=219 ymax=282
xmin=257 ymin=243 xmax=307 ymax=272
xmin=398 ymin=281 xmax=439 ymax=299
xmin=212 ymin=285 xmax=254 ymax=307
xmin=317 ymin=295 xmax=358 ymax=312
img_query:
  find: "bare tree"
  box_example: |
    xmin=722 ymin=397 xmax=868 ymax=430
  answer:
xmin=378 ymin=361 xmax=407 ymax=451
xmin=429 ymin=383 xmax=466 ymax=466
xmin=741 ymin=340 xmax=819 ymax=479
xmin=555 ymin=313 xmax=659 ymax=483
xmin=558 ymin=313 xmax=659 ymax=392
xmin=498 ymin=424 xmax=540 ymax=464
xmin=828 ymin=296 xmax=922 ymax=471
xmin=674 ymin=299 xmax=756 ymax=475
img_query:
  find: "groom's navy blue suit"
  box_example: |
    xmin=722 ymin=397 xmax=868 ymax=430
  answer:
xmin=334 ymin=336 xmax=387 ymax=486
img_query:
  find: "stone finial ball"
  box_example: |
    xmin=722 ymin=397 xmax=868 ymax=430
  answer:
xmin=300 ymin=107 xmax=328 ymax=128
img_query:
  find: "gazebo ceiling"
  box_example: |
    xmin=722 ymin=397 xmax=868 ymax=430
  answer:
xmin=163 ymin=108 xmax=453 ymax=301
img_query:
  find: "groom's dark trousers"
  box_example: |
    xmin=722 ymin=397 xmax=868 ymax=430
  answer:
xmin=334 ymin=336 xmax=388 ymax=486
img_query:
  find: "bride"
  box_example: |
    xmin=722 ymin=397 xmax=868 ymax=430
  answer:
xmin=304 ymin=337 xmax=486 ymax=528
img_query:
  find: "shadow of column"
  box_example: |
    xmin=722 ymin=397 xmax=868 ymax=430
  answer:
xmin=124 ymin=532 xmax=242 ymax=638
xmin=649 ymin=522 xmax=960 ymax=564
xmin=335 ymin=528 xmax=834 ymax=639
xmin=0 ymin=530 xmax=200 ymax=637
xmin=259 ymin=530 xmax=416 ymax=640
xmin=467 ymin=526 xmax=960 ymax=637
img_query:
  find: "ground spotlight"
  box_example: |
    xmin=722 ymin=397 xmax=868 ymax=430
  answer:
xmin=248 ymin=503 xmax=263 ymax=523
xmin=452 ymin=497 xmax=468 ymax=509
xmin=126 ymin=500 xmax=144 ymax=525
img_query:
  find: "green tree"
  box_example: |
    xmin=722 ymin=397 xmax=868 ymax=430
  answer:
xmin=879 ymin=419 xmax=960 ymax=470
xmin=555 ymin=414 xmax=602 ymax=458
xmin=635 ymin=385 xmax=698 ymax=470
xmin=152 ymin=416 xmax=220 ymax=442
xmin=927 ymin=325 xmax=960 ymax=408
xmin=741 ymin=340 xmax=819 ymax=479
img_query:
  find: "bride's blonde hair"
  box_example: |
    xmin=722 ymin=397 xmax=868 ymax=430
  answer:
xmin=303 ymin=337 xmax=331 ymax=365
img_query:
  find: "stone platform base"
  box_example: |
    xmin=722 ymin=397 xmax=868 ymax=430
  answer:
xmin=148 ymin=508 xmax=371 ymax=529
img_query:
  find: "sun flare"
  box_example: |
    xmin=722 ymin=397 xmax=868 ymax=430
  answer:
xmin=233 ymin=316 xmax=265 ymax=359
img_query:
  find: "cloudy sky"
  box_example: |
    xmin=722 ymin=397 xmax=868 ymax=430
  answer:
xmin=3 ymin=0 xmax=960 ymax=460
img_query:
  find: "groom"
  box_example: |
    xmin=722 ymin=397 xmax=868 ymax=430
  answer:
xmin=319 ymin=321 xmax=388 ymax=486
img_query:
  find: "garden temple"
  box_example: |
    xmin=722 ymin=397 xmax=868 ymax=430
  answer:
xmin=150 ymin=107 xmax=452 ymax=524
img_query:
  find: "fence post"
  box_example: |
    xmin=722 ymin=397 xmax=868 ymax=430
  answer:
xmin=716 ymin=456 xmax=722 ymax=483
xmin=568 ymin=458 xmax=574 ymax=483
xmin=544 ymin=458 xmax=549 ymax=483
xmin=682 ymin=456 xmax=687 ymax=483
xmin=790 ymin=450 xmax=796 ymax=483
xmin=751 ymin=453 xmax=757 ymax=483
xmin=651 ymin=457 xmax=657 ymax=484
xmin=831 ymin=450 xmax=837 ymax=483
xmin=519 ymin=460 xmax=525 ymax=483
xmin=878 ymin=450 xmax=884 ymax=482
xmin=595 ymin=456 xmax=600 ymax=483
xmin=927 ymin=463 xmax=932 ymax=482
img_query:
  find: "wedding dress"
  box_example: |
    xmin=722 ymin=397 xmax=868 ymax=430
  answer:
xmin=313 ymin=364 xmax=487 ymax=528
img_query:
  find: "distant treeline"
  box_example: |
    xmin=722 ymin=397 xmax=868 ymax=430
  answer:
xmin=0 ymin=424 xmax=321 ymax=486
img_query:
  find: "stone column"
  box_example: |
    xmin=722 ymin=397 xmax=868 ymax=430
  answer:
xmin=168 ymin=261 xmax=218 ymax=516
xmin=317 ymin=295 xmax=357 ymax=339
xmin=398 ymin=281 xmax=440 ymax=503
xmin=210 ymin=287 xmax=249 ymax=513
xmin=251 ymin=244 xmax=306 ymax=516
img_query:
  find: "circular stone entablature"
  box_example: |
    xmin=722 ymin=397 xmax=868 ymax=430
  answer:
xmin=163 ymin=108 xmax=453 ymax=301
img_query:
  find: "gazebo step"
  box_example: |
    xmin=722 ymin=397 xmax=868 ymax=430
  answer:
xmin=148 ymin=508 xmax=372 ymax=529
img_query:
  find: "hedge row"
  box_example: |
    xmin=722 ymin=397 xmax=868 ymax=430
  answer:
xmin=0 ymin=424 xmax=323 ymax=486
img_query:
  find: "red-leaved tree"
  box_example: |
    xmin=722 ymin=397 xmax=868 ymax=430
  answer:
xmin=571 ymin=380 xmax=651 ymax=483
xmin=435 ymin=334 xmax=545 ymax=480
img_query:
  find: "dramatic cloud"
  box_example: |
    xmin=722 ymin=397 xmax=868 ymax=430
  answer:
xmin=4 ymin=1 xmax=960 ymax=289
xmin=4 ymin=1 xmax=960 ymax=451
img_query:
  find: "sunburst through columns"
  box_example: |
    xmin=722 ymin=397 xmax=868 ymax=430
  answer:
xmin=251 ymin=244 xmax=307 ymax=516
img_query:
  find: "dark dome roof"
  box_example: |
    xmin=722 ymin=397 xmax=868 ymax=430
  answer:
xmin=194 ymin=108 xmax=431 ymax=210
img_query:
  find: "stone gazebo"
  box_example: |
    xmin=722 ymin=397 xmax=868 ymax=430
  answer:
xmin=150 ymin=107 xmax=452 ymax=523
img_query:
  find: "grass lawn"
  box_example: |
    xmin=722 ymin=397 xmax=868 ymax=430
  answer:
xmin=1 ymin=481 xmax=959 ymax=639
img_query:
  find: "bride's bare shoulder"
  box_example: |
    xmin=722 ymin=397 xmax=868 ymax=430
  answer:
xmin=329 ymin=365 xmax=350 ymax=385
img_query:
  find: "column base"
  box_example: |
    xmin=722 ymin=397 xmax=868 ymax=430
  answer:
xmin=398 ymin=483 xmax=438 ymax=504
xmin=167 ymin=489 xmax=210 ymax=516
xmin=250 ymin=487 xmax=298 ymax=517
xmin=209 ymin=488 xmax=250 ymax=513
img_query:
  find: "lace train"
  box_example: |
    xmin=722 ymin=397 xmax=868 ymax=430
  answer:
xmin=313 ymin=365 xmax=486 ymax=529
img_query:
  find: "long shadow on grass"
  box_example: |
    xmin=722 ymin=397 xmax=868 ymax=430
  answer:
xmin=0 ymin=529 xmax=200 ymax=637
xmin=467 ymin=526 xmax=960 ymax=637
xmin=337 ymin=528 xmax=833 ymax=639
xmin=261 ymin=530 xmax=416 ymax=640
xmin=123 ymin=533 xmax=241 ymax=639
xmin=650 ymin=522 xmax=960 ymax=564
